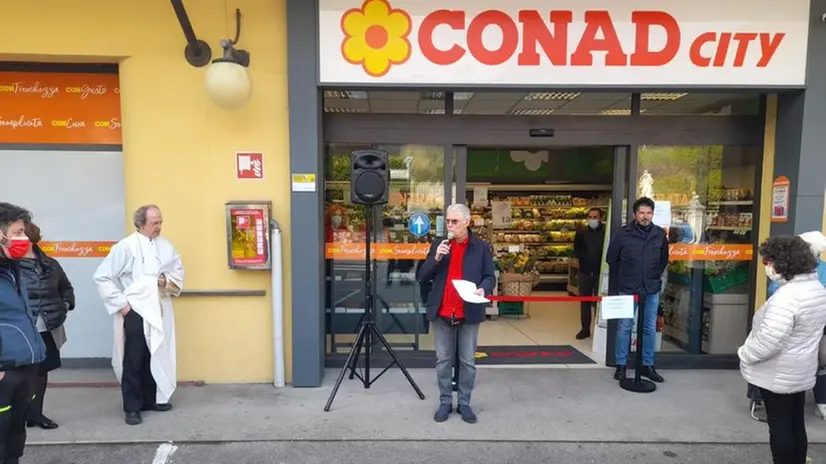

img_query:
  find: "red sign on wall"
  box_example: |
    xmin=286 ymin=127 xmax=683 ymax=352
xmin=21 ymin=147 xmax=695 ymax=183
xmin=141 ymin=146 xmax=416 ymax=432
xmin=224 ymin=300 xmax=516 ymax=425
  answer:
xmin=236 ymin=152 xmax=264 ymax=180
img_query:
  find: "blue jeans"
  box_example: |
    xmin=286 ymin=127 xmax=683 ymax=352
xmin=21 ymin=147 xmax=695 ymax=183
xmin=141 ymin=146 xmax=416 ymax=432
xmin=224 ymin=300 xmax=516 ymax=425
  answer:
xmin=434 ymin=318 xmax=479 ymax=406
xmin=615 ymin=293 xmax=660 ymax=366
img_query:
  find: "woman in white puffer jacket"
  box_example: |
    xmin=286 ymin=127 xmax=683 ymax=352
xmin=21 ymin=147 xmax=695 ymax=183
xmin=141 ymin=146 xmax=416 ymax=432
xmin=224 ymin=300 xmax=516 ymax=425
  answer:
xmin=739 ymin=236 xmax=826 ymax=464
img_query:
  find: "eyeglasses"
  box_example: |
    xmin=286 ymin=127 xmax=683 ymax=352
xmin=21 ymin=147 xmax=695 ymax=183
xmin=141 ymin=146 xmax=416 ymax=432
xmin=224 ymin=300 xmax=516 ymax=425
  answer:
xmin=446 ymin=218 xmax=463 ymax=225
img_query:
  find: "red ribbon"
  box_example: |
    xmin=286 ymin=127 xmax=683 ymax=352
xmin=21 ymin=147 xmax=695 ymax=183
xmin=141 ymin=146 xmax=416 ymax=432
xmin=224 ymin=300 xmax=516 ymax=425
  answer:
xmin=488 ymin=295 xmax=639 ymax=303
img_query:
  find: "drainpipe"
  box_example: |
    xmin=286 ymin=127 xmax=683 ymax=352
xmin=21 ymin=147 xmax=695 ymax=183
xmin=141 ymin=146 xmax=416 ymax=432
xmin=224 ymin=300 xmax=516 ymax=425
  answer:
xmin=271 ymin=219 xmax=286 ymax=387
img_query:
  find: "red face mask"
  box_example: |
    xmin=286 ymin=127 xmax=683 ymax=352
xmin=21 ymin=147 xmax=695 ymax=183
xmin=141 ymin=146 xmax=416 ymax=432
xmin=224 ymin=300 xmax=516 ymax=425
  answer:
xmin=5 ymin=238 xmax=31 ymax=260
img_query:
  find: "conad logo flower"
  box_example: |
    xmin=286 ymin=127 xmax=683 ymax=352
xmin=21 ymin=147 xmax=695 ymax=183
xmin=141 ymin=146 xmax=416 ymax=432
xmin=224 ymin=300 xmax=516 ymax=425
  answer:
xmin=340 ymin=0 xmax=412 ymax=77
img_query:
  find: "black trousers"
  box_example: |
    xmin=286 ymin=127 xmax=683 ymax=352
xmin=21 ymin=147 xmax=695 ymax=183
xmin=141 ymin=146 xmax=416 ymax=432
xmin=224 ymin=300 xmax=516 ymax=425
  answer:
xmin=27 ymin=331 xmax=61 ymax=422
xmin=0 ymin=364 xmax=38 ymax=462
xmin=579 ymin=272 xmax=598 ymax=331
xmin=122 ymin=311 xmax=157 ymax=413
xmin=760 ymin=388 xmax=808 ymax=464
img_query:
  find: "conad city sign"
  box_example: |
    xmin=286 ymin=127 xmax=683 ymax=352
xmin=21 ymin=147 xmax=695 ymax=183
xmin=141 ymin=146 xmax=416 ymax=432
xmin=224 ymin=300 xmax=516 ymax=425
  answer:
xmin=318 ymin=0 xmax=810 ymax=86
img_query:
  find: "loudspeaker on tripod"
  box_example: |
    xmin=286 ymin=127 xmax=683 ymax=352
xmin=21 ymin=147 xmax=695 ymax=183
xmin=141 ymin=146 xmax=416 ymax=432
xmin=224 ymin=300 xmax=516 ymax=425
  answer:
xmin=351 ymin=149 xmax=389 ymax=206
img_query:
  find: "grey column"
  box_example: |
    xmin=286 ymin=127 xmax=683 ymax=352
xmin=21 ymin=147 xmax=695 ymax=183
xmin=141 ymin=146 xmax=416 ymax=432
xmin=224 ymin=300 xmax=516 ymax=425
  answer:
xmin=287 ymin=0 xmax=325 ymax=387
xmin=772 ymin=1 xmax=826 ymax=236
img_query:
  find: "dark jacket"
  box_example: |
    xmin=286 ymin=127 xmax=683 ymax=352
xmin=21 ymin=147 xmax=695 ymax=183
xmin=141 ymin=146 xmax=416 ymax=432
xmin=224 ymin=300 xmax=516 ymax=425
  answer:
xmin=0 ymin=259 xmax=47 ymax=370
xmin=416 ymin=231 xmax=497 ymax=325
xmin=574 ymin=223 xmax=605 ymax=275
xmin=19 ymin=245 xmax=75 ymax=331
xmin=606 ymin=222 xmax=669 ymax=296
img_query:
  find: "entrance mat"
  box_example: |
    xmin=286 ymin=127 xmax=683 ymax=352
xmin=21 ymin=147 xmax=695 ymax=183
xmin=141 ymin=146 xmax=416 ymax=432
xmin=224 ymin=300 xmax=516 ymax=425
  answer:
xmin=473 ymin=345 xmax=596 ymax=365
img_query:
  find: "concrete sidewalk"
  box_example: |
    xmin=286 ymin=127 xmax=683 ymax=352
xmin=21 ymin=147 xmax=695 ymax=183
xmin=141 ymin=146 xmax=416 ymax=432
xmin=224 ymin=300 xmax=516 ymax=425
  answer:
xmin=29 ymin=367 xmax=826 ymax=445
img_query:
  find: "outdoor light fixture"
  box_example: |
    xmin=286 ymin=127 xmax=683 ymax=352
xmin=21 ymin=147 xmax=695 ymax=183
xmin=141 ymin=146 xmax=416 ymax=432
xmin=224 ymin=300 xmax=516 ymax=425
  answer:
xmin=170 ymin=0 xmax=252 ymax=110
xmin=204 ymin=8 xmax=252 ymax=110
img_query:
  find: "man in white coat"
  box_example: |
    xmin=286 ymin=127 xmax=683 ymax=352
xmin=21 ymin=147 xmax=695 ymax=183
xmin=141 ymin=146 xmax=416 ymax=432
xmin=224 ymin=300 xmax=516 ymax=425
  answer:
xmin=93 ymin=205 xmax=184 ymax=425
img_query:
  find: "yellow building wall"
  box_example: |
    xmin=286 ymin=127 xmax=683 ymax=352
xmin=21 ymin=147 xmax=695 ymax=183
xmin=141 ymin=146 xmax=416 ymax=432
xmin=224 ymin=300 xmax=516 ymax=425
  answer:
xmin=0 ymin=0 xmax=292 ymax=383
xmin=754 ymin=94 xmax=777 ymax=311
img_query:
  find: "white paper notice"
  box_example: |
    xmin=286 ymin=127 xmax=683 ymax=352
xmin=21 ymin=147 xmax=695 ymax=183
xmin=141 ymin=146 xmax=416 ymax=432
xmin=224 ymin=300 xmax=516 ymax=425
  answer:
xmin=600 ymin=295 xmax=635 ymax=320
xmin=491 ymin=201 xmax=512 ymax=229
xmin=653 ymin=201 xmax=672 ymax=228
xmin=452 ymin=279 xmax=490 ymax=304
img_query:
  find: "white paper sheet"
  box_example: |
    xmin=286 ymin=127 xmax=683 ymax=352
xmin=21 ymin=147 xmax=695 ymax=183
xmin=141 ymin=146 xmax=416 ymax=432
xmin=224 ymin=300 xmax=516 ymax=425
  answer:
xmin=600 ymin=295 xmax=635 ymax=319
xmin=452 ymin=279 xmax=490 ymax=304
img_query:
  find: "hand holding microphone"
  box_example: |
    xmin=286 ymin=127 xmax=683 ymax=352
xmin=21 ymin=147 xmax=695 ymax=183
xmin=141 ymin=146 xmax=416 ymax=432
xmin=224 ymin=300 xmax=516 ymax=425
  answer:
xmin=435 ymin=232 xmax=454 ymax=262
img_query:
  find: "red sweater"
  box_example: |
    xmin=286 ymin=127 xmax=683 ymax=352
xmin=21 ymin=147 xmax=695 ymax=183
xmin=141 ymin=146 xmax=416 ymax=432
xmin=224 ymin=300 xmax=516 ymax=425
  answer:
xmin=438 ymin=238 xmax=468 ymax=319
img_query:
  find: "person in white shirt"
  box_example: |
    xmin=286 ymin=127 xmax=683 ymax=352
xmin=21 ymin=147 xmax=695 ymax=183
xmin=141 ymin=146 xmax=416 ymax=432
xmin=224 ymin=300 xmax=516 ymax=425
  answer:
xmin=93 ymin=205 xmax=184 ymax=425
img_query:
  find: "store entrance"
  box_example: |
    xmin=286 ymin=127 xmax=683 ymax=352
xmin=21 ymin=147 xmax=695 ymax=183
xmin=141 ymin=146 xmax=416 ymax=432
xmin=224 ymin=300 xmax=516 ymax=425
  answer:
xmin=461 ymin=146 xmax=615 ymax=363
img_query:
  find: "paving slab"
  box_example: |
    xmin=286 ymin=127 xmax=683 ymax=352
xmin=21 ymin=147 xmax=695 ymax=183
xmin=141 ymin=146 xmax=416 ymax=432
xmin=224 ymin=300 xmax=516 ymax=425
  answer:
xmin=29 ymin=368 xmax=826 ymax=445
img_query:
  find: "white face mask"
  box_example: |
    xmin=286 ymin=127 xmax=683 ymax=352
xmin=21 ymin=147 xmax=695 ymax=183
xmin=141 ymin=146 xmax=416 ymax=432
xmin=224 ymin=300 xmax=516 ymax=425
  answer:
xmin=765 ymin=264 xmax=783 ymax=282
xmin=587 ymin=219 xmax=600 ymax=229
xmin=331 ymin=215 xmax=342 ymax=228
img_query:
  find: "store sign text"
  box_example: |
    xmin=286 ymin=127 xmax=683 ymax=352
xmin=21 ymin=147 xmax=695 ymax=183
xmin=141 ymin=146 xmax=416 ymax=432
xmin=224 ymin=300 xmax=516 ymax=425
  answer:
xmin=419 ymin=10 xmax=785 ymax=69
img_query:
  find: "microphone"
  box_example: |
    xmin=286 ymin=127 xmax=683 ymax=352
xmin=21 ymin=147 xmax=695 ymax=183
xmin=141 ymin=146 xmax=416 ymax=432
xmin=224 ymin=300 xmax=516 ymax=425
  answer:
xmin=443 ymin=231 xmax=454 ymax=254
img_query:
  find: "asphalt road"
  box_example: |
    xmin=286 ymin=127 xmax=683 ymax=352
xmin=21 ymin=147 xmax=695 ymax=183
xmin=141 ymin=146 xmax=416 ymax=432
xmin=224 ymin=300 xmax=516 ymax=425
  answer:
xmin=22 ymin=441 xmax=826 ymax=464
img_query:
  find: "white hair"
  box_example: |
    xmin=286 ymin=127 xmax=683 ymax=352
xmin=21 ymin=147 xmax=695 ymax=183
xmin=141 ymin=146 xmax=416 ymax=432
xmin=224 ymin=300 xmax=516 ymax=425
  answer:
xmin=446 ymin=203 xmax=471 ymax=221
xmin=799 ymin=231 xmax=826 ymax=256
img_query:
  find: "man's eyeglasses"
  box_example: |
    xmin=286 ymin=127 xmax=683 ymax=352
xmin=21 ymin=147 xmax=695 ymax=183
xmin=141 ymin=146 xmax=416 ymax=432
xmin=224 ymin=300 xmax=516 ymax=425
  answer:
xmin=446 ymin=218 xmax=463 ymax=225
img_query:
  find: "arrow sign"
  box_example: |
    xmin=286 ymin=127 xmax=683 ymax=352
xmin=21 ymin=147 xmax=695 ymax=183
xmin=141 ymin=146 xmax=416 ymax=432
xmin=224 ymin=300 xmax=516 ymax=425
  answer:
xmin=408 ymin=213 xmax=430 ymax=238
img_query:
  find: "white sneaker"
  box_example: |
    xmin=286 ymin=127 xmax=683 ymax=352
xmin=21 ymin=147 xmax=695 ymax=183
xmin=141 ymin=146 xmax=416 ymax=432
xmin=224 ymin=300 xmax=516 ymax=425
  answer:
xmin=816 ymin=404 xmax=826 ymax=419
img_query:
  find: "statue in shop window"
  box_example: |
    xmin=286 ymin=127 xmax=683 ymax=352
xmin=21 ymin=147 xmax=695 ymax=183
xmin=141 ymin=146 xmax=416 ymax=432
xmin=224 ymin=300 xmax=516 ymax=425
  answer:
xmin=639 ymin=169 xmax=655 ymax=199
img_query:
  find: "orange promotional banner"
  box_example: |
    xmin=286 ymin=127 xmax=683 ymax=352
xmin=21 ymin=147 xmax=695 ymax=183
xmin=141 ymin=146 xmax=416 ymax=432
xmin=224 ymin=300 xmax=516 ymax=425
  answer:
xmin=39 ymin=241 xmax=116 ymax=258
xmin=326 ymin=242 xmax=754 ymax=262
xmin=0 ymin=71 xmax=122 ymax=145
xmin=326 ymin=242 xmax=431 ymax=260
xmin=669 ymin=244 xmax=753 ymax=261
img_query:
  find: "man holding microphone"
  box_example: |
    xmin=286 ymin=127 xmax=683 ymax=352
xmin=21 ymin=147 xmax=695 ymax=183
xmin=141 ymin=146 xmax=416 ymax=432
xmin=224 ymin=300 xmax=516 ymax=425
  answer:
xmin=417 ymin=204 xmax=496 ymax=424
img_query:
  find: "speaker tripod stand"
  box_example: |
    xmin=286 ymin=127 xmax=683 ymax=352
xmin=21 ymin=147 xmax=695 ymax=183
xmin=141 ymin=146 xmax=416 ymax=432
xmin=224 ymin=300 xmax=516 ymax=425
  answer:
xmin=324 ymin=204 xmax=426 ymax=411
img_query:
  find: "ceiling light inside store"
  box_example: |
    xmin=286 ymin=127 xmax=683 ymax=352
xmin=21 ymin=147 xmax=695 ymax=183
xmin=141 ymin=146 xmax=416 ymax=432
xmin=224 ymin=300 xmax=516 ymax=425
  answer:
xmin=324 ymin=90 xmax=368 ymax=99
xmin=423 ymin=108 xmax=464 ymax=114
xmin=421 ymin=91 xmax=474 ymax=100
xmin=510 ymin=109 xmax=555 ymax=115
xmin=641 ymin=93 xmax=687 ymax=101
xmin=324 ymin=107 xmax=367 ymax=113
xmin=526 ymin=92 xmax=580 ymax=101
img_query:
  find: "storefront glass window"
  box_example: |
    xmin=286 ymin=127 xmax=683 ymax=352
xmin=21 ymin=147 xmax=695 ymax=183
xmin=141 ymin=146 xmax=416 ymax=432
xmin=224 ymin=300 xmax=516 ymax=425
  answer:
xmin=636 ymin=145 xmax=761 ymax=356
xmin=324 ymin=143 xmax=445 ymax=354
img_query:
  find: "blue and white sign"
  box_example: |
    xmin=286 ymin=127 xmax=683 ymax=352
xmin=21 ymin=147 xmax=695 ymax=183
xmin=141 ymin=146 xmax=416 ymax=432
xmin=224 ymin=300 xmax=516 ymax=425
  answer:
xmin=408 ymin=213 xmax=431 ymax=238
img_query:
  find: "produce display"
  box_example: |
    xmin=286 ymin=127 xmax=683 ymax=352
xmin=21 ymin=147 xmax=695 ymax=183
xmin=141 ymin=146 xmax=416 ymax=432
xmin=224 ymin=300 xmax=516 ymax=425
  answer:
xmin=707 ymin=211 xmax=753 ymax=228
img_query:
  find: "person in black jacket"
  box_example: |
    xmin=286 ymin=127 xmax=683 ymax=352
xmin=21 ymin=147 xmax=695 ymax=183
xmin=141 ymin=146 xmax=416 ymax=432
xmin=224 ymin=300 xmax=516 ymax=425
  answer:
xmin=606 ymin=197 xmax=669 ymax=383
xmin=573 ymin=208 xmax=606 ymax=340
xmin=417 ymin=204 xmax=496 ymax=424
xmin=0 ymin=203 xmax=47 ymax=464
xmin=19 ymin=223 xmax=74 ymax=430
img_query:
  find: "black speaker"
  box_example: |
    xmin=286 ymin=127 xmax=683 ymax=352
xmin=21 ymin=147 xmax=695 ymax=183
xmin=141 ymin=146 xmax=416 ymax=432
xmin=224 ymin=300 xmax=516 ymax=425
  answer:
xmin=350 ymin=149 xmax=389 ymax=205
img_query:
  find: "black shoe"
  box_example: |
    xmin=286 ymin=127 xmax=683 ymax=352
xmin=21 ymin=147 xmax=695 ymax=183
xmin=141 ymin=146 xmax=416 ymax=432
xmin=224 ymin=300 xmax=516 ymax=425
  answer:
xmin=26 ymin=415 xmax=58 ymax=429
xmin=613 ymin=366 xmax=626 ymax=381
xmin=457 ymin=405 xmax=477 ymax=424
xmin=575 ymin=330 xmax=591 ymax=340
xmin=125 ymin=412 xmax=142 ymax=425
xmin=433 ymin=404 xmax=452 ymax=422
xmin=640 ymin=366 xmax=664 ymax=383
xmin=141 ymin=403 xmax=173 ymax=412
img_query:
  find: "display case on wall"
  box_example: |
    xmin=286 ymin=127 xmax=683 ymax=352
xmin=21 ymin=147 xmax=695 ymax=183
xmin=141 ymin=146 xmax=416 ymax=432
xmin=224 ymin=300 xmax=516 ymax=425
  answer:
xmin=225 ymin=201 xmax=273 ymax=270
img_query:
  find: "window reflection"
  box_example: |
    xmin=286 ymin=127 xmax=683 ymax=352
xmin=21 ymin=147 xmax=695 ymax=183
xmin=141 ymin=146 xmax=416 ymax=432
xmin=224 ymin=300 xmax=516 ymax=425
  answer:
xmin=324 ymin=144 xmax=445 ymax=354
xmin=637 ymin=145 xmax=761 ymax=356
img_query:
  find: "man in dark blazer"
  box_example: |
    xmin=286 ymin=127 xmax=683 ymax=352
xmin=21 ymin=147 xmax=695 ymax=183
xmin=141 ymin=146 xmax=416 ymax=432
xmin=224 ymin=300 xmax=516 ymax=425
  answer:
xmin=417 ymin=204 xmax=496 ymax=424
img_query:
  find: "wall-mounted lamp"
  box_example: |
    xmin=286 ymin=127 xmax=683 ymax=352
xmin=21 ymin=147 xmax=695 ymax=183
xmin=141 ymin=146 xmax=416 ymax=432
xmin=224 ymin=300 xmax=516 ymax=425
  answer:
xmin=171 ymin=1 xmax=252 ymax=110
xmin=205 ymin=9 xmax=252 ymax=111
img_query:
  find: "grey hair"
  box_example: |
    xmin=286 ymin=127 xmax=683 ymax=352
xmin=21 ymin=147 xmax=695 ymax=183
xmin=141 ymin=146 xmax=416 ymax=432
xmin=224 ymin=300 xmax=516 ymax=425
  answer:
xmin=446 ymin=203 xmax=472 ymax=221
xmin=133 ymin=204 xmax=160 ymax=229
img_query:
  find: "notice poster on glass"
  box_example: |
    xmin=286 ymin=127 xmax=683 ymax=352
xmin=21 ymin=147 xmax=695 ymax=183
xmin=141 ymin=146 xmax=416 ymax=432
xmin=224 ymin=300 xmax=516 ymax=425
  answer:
xmin=491 ymin=201 xmax=512 ymax=229
xmin=225 ymin=201 xmax=272 ymax=270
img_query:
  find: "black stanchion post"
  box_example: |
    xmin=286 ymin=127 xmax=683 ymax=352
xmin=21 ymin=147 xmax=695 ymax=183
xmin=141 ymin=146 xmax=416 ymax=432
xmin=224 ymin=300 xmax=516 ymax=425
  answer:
xmin=451 ymin=331 xmax=459 ymax=391
xmin=619 ymin=294 xmax=656 ymax=393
